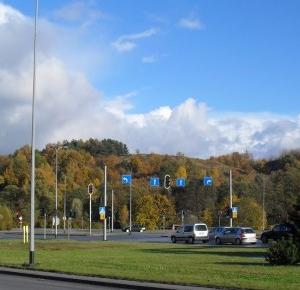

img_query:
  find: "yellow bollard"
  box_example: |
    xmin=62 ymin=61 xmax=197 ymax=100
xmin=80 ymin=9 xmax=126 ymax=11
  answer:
xmin=23 ymin=226 xmax=26 ymax=244
xmin=25 ymin=225 xmax=29 ymax=243
xmin=23 ymin=225 xmax=29 ymax=244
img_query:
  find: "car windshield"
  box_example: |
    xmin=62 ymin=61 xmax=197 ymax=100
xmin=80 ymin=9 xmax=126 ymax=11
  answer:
xmin=195 ymin=225 xmax=207 ymax=231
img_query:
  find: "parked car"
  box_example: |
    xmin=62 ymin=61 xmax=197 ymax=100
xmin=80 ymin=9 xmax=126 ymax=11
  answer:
xmin=209 ymin=227 xmax=228 ymax=240
xmin=171 ymin=223 xmax=209 ymax=244
xmin=122 ymin=224 xmax=146 ymax=232
xmin=215 ymin=227 xmax=257 ymax=245
xmin=261 ymin=223 xmax=298 ymax=243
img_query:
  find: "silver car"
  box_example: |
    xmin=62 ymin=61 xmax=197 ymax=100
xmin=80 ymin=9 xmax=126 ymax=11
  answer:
xmin=171 ymin=223 xmax=209 ymax=244
xmin=215 ymin=227 xmax=257 ymax=245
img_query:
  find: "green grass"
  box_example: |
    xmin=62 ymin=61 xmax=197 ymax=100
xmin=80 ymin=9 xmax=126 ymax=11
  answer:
xmin=0 ymin=240 xmax=299 ymax=289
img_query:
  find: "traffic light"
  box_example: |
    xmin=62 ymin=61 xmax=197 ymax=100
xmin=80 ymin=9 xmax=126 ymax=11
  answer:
xmin=164 ymin=174 xmax=171 ymax=189
xmin=88 ymin=183 xmax=93 ymax=195
xmin=40 ymin=208 xmax=45 ymax=217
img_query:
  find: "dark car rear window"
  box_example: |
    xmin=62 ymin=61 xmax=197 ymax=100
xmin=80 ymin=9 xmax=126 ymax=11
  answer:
xmin=184 ymin=225 xmax=193 ymax=232
xmin=195 ymin=225 xmax=207 ymax=231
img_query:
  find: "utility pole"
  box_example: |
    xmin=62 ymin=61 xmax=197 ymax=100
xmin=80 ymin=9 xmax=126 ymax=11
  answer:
xmin=29 ymin=0 xmax=38 ymax=266
xmin=229 ymin=170 xmax=233 ymax=227
xmin=103 ymin=165 xmax=107 ymax=241
xmin=111 ymin=189 xmax=114 ymax=232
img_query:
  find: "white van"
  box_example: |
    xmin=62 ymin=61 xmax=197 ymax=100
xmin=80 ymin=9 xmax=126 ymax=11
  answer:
xmin=171 ymin=223 xmax=209 ymax=244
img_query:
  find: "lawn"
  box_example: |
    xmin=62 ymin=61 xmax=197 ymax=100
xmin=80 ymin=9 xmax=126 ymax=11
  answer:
xmin=0 ymin=240 xmax=299 ymax=289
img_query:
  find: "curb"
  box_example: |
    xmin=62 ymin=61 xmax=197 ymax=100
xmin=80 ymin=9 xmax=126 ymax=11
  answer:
xmin=0 ymin=267 xmax=215 ymax=290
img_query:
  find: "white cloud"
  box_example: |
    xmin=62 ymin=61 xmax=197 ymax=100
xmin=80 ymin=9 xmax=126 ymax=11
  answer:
xmin=54 ymin=1 xmax=108 ymax=23
xmin=1 ymin=3 xmax=300 ymax=159
xmin=142 ymin=55 xmax=158 ymax=64
xmin=112 ymin=28 xmax=158 ymax=52
xmin=179 ymin=17 xmax=204 ymax=30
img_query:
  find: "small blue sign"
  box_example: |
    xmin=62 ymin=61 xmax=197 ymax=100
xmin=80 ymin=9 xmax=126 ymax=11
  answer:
xmin=176 ymin=178 xmax=186 ymax=187
xmin=203 ymin=176 xmax=213 ymax=186
xmin=122 ymin=175 xmax=132 ymax=185
xmin=99 ymin=207 xmax=105 ymax=214
xmin=150 ymin=177 xmax=160 ymax=187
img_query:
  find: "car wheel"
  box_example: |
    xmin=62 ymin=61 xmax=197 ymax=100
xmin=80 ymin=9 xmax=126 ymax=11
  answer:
xmin=202 ymin=240 xmax=208 ymax=244
xmin=126 ymin=229 xmax=129 ymax=233
xmin=261 ymin=235 xmax=268 ymax=244
xmin=188 ymin=237 xmax=194 ymax=244
xmin=215 ymin=237 xmax=222 ymax=245
xmin=251 ymin=242 xmax=256 ymax=245
xmin=235 ymin=238 xmax=242 ymax=245
xmin=171 ymin=236 xmax=176 ymax=243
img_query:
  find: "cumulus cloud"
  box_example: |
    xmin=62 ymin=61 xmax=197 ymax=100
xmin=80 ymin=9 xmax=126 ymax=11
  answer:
xmin=1 ymin=3 xmax=300 ymax=159
xmin=112 ymin=28 xmax=158 ymax=52
xmin=179 ymin=16 xmax=204 ymax=30
xmin=54 ymin=0 xmax=108 ymax=23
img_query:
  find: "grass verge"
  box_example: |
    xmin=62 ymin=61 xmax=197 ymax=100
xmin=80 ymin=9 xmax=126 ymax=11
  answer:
xmin=0 ymin=240 xmax=299 ymax=289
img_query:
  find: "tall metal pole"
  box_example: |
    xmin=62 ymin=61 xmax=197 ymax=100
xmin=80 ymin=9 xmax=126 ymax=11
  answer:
xmin=111 ymin=189 xmax=114 ymax=232
xmin=89 ymin=190 xmax=92 ymax=236
xmin=229 ymin=170 xmax=233 ymax=227
xmin=262 ymin=176 xmax=265 ymax=230
xmin=129 ymin=169 xmax=132 ymax=232
xmin=63 ymin=175 xmax=66 ymax=233
xmin=103 ymin=165 xmax=107 ymax=241
xmin=29 ymin=0 xmax=38 ymax=266
xmin=55 ymin=147 xmax=58 ymax=238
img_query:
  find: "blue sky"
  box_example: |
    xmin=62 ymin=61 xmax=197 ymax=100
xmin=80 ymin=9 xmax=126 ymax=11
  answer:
xmin=1 ymin=0 xmax=300 ymax=157
xmin=4 ymin=0 xmax=300 ymax=114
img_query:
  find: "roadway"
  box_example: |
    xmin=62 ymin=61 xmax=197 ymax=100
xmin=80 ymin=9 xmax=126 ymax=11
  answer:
xmin=0 ymin=229 xmax=267 ymax=247
xmin=0 ymin=274 xmax=122 ymax=290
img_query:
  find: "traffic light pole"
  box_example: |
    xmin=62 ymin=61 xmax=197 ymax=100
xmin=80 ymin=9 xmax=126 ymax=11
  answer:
xmin=111 ymin=189 xmax=114 ymax=232
xmin=103 ymin=165 xmax=107 ymax=241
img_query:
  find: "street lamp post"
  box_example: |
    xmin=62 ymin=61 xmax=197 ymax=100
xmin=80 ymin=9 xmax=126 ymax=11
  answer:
xmin=29 ymin=0 xmax=39 ymax=266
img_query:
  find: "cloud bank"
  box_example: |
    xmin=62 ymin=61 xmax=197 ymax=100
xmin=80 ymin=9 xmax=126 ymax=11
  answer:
xmin=1 ymin=3 xmax=300 ymax=159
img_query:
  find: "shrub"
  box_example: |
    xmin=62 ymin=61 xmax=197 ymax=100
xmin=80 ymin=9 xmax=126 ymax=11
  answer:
xmin=0 ymin=205 xmax=13 ymax=230
xmin=266 ymin=238 xmax=300 ymax=265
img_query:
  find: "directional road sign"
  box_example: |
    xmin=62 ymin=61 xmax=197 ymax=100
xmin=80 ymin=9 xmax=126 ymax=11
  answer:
xmin=232 ymin=207 xmax=238 ymax=219
xmin=99 ymin=206 xmax=106 ymax=221
xmin=122 ymin=175 xmax=132 ymax=185
xmin=176 ymin=178 xmax=186 ymax=187
xmin=203 ymin=176 xmax=213 ymax=186
xmin=150 ymin=177 xmax=160 ymax=187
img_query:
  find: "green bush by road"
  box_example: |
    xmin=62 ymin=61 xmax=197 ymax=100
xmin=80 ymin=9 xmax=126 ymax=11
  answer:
xmin=0 ymin=240 xmax=299 ymax=290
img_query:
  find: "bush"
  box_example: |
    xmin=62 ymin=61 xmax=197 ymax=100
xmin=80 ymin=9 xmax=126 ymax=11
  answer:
xmin=266 ymin=238 xmax=300 ymax=265
xmin=0 ymin=205 xmax=13 ymax=230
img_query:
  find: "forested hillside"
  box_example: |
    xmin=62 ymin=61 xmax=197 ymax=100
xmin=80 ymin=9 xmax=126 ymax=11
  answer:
xmin=0 ymin=138 xmax=300 ymax=230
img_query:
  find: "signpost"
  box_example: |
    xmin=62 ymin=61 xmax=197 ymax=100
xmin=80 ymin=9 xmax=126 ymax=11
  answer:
xmin=150 ymin=177 xmax=160 ymax=187
xmin=232 ymin=207 xmax=238 ymax=219
xmin=203 ymin=176 xmax=213 ymax=186
xmin=176 ymin=178 xmax=186 ymax=187
xmin=122 ymin=174 xmax=132 ymax=232
xmin=99 ymin=207 xmax=106 ymax=221
xmin=88 ymin=183 xmax=94 ymax=236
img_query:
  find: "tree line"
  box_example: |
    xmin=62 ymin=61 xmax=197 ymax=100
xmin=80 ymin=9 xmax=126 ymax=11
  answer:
xmin=0 ymin=138 xmax=299 ymax=230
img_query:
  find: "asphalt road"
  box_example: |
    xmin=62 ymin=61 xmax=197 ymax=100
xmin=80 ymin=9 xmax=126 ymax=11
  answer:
xmin=0 ymin=274 xmax=129 ymax=290
xmin=0 ymin=229 xmax=267 ymax=247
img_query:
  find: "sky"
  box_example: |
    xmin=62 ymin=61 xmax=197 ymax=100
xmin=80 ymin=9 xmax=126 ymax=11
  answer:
xmin=1 ymin=0 xmax=300 ymax=158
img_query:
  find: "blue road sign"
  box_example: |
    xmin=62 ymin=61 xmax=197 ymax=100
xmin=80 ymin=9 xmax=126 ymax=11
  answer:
xmin=203 ymin=176 xmax=213 ymax=186
xmin=176 ymin=178 xmax=186 ymax=187
xmin=122 ymin=175 xmax=132 ymax=185
xmin=150 ymin=177 xmax=160 ymax=187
